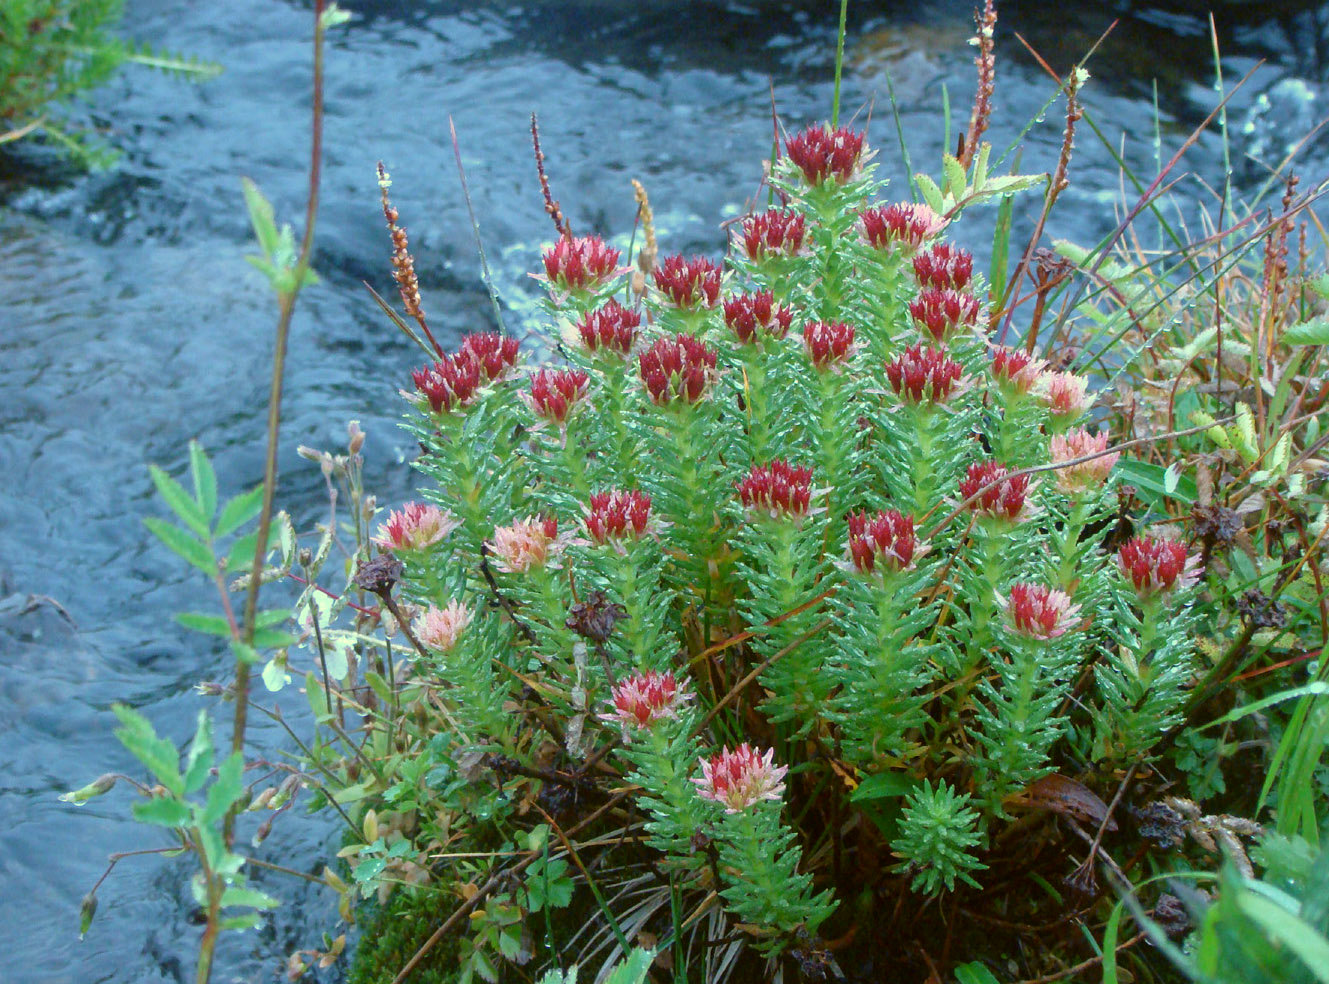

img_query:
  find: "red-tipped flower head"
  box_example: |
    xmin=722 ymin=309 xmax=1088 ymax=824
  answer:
xmin=542 ymin=235 xmax=621 ymax=292
xmin=913 ymin=243 xmax=974 ymax=291
xmin=638 ymin=333 xmax=718 ymax=405
xmin=803 ymin=320 xmax=856 ymax=370
xmin=694 ymin=743 xmax=788 ymax=813
xmin=577 ymin=299 xmax=640 ymax=356
xmin=960 ymin=460 xmax=1034 ymax=524
xmin=585 ymin=489 xmax=653 ymax=545
xmin=1035 ymin=370 xmax=1090 ymax=420
xmin=909 ymin=288 xmax=981 ymax=343
xmin=785 ymin=124 xmax=866 ymax=186
xmin=603 ymin=671 xmax=692 ymax=734
xmin=411 ymin=353 xmax=483 ymax=414
xmin=460 ymin=332 xmax=520 ymax=382
xmin=488 ymin=515 xmax=563 ymax=573
xmin=737 ymin=460 xmax=814 ymax=521
xmin=723 ymin=290 xmax=794 ymax=344
xmin=740 ymin=209 xmax=806 ymax=261
xmin=1049 ymin=428 xmax=1120 ymax=495
xmin=990 ymin=347 xmax=1044 ymax=395
xmin=846 ymin=509 xmax=923 ymax=574
xmin=1118 ymin=536 xmax=1201 ymax=599
xmin=526 ymin=368 xmax=590 ymax=424
xmin=861 ymin=202 xmax=947 ymax=255
xmin=373 ymin=502 xmax=459 ymax=552
xmin=653 ymin=254 xmax=722 ymax=309
xmin=1002 ymin=583 xmax=1081 ymax=640
xmin=885 ymin=344 xmax=965 ymax=405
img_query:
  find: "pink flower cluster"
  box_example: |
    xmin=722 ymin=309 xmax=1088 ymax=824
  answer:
xmin=638 ymin=333 xmax=718 ymax=405
xmin=909 ymin=288 xmax=980 ymax=343
xmin=803 ymin=320 xmax=856 ymax=370
xmin=603 ymin=670 xmax=691 ymax=733
xmin=462 ymin=333 xmax=521 ymax=381
xmin=1049 ymin=428 xmax=1120 ymax=494
xmin=373 ymin=502 xmax=458 ymax=552
xmin=990 ymin=347 xmax=1044 ymax=395
xmin=740 ymin=209 xmax=806 ymax=261
xmin=526 ymin=368 xmax=590 ymax=424
xmin=653 ymin=254 xmax=722 ymax=309
xmin=542 ymin=235 xmax=621 ymax=292
xmin=861 ymin=203 xmax=946 ymax=254
xmin=487 ymin=516 xmax=561 ymax=573
xmin=785 ymin=124 xmax=866 ymax=186
xmin=913 ymin=244 xmax=974 ymax=292
xmin=723 ymin=290 xmax=794 ymax=344
xmin=1002 ymin=583 xmax=1081 ymax=640
xmin=846 ymin=509 xmax=922 ymax=575
xmin=1036 ymin=370 xmax=1090 ymax=420
xmin=960 ymin=461 xmax=1033 ymax=524
xmin=737 ymin=460 xmax=814 ymax=521
xmin=585 ymin=489 xmax=653 ymax=545
xmin=415 ymin=600 xmax=471 ymax=653
xmin=1118 ymin=536 xmax=1201 ymax=598
xmin=694 ymin=743 xmax=788 ymax=813
xmin=577 ymin=299 xmax=640 ymax=356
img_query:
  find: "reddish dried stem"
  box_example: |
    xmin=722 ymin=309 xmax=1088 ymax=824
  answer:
xmin=531 ymin=112 xmax=572 ymax=240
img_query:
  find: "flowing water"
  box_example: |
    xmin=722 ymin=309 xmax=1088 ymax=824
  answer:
xmin=1 ymin=1 xmax=1325 ymax=980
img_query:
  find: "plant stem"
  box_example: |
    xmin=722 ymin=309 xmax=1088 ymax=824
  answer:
xmin=831 ymin=0 xmax=849 ymax=128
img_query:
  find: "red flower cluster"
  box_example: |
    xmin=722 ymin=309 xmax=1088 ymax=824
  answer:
xmin=542 ymin=235 xmax=621 ymax=292
xmin=461 ymin=332 xmax=520 ymax=381
xmin=861 ymin=203 xmax=946 ymax=254
xmin=527 ymin=368 xmax=590 ymax=423
xmin=603 ymin=670 xmax=690 ymax=733
xmin=577 ymin=299 xmax=640 ymax=355
xmin=785 ymin=124 xmax=866 ymax=186
xmin=990 ymin=347 xmax=1043 ymax=394
xmin=885 ymin=345 xmax=964 ymax=404
xmin=959 ymin=460 xmax=1032 ymax=523
xmin=803 ymin=320 xmax=856 ymax=369
xmin=740 ymin=209 xmax=806 ymax=261
xmin=909 ymin=288 xmax=980 ymax=343
xmin=1003 ymin=583 xmax=1080 ymax=640
xmin=723 ymin=290 xmax=794 ymax=344
xmin=1118 ymin=536 xmax=1200 ymax=598
xmin=585 ymin=489 xmax=652 ymax=544
xmin=653 ymin=254 xmax=722 ymax=309
xmin=638 ymin=333 xmax=718 ymax=405
xmin=846 ymin=509 xmax=920 ymax=574
xmin=411 ymin=353 xmax=482 ymax=413
xmin=913 ymin=243 xmax=974 ymax=291
xmin=737 ymin=460 xmax=814 ymax=520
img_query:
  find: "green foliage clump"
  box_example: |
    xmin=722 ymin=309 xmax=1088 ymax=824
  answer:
xmin=891 ymin=781 xmax=987 ymax=895
xmin=0 ymin=0 xmax=217 ymax=164
xmin=349 ymin=891 xmax=460 ymax=984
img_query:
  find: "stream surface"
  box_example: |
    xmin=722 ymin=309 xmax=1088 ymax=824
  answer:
xmin=1 ymin=1 xmax=1326 ymax=981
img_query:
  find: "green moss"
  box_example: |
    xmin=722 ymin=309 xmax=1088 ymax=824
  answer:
xmin=348 ymin=890 xmax=461 ymax=984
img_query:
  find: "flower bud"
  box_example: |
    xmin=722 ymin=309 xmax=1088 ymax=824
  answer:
xmin=79 ymin=891 xmax=98 ymax=939
xmin=60 ymin=773 xmax=117 ymax=805
xmin=785 ymin=124 xmax=866 ymax=185
xmin=346 ymin=419 xmax=365 ymax=455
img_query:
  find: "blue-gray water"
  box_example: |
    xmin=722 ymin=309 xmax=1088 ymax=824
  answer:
xmin=1 ymin=1 xmax=1325 ymax=981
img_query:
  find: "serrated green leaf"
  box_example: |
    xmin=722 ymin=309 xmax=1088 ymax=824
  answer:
xmin=183 ymin=710 xmax=214 ymax=795
xmin=226 ymin=531 xmax=259 ymax=573
xmin=202 ymin=752 xmax=246 ymax=826
xmin=915 ymin=172 xmax=945 ymax=214
xmin=132 ymin=796 xmax=192 ymax=827
xmin=241 ymin=178 xmax=280 ymax=260
xmin=942 ymin=154 xmax=967 ymax=200
xmin=972 ymin=142 xmax=990 ymax=189
xmin=144 ymin=517 xmax=216 ymax=574
xmin=188 ymin=441 xmax=217 ymax=520
xmin=112 ymin=705 xmax=184 ymax=796
xmin=148 ymin=465 xmax=209 ymax=538
xmin=1285 ymin=319 xmax=1329 ymax=346
xmin=231 ymin=639 xmax=260 ymax=665
xmin=251 ymin=628 xmax=296 ymax=650
xmin=954 ymin=963 xmax=1001 ymax=984
xmin=220 ymin=886 xmax=280 ymax=910
xmin=215 ymin=485 xmax=263 ymax=539
xmin=176 ymin=612 xmax=234 ymax=638
xmin=603 ymin=948 xmax=654 ymax=984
